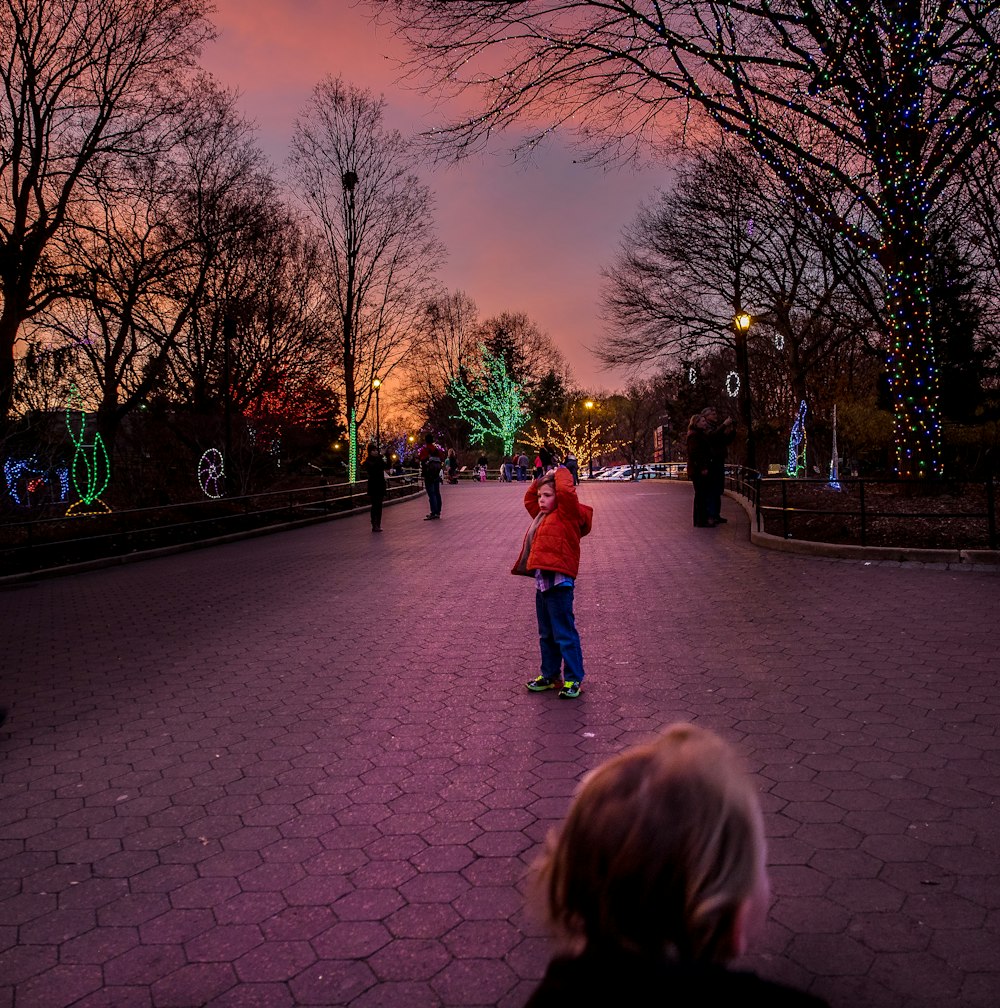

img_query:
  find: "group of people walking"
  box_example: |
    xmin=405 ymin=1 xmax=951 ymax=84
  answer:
xmin=499 ymin=444 xmax=580 ymax=484
xmin=686 ymin=406 xmax=735 ymax=528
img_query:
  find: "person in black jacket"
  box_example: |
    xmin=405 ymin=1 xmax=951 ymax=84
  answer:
xmin=703 ymin=406 xmax=736 ymax=525
xmin=686 ymin=414 xmax=713 ymax=527
xmin=524 ymin=724 xmax=828 ymax=1008
xmin=363 ymin=442 xmax=388 ymax=532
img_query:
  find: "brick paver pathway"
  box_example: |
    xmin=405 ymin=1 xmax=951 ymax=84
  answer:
xmin=2 ymin=480 xmax=998 ymax=1008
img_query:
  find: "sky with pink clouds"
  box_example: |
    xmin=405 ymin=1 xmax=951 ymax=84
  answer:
xmin=198 ymin=0 xmax=665 ymax=393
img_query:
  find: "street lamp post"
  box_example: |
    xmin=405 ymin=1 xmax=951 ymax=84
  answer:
xmin=733 ymin=312 xmax=756 ymax=470
xmin=342 ymin=169 xmax=359 ymax=481
xmin=585 ymin=400 xmax=595 ymax=478
xmin=372 ymin=378 xmax=381 ymax=451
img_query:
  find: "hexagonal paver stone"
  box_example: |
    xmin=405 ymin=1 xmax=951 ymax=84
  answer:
xmin=288 ymin=959 xmax=376 ymax=1006
xmin=205 ymin=981 xmax=295 ymax=1007
xmin=184 ymin=925 xmax=263 ymax=962
xmin=432 ymin=958 xmax=519 ymax=1006
xmin=234 ymin=940 xmax=316 ymax=983
xmin=331 ymin=889 xmax=405 ymax=922
xmin=312 ymin=921 xmax=392 ymax=960
xmin=11 ymin=963 xmax=103 ymax=1008
xmin=443 ymin=919 xmax=522 ymax=959
xmin=368 ymin=938 xmax=451 ymax=982
xmin=786 ymin=932 xmax=875 ymax=977
xmin=399 ymin=871 xmax=469 ymax=904
xmin=384 ymin=904 xmax=462 ymax=940
xmin=150 ymin=962 xmax=237 ymax=1007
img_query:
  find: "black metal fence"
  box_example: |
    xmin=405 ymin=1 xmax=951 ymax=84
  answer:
xmin=731 ymin=470 xmax=998 ymax=550
xmin=0 ymin=475 xmax=421 ymax=577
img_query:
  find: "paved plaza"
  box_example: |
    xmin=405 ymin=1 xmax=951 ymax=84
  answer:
xmin=1 ymin=478 xmax=999 ymax=1008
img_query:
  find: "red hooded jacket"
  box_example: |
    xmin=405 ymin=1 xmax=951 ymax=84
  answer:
xmin=511 ymin=465 xmax=593 ymax=579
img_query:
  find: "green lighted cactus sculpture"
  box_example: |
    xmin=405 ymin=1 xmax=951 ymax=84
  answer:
xmin=66 ymin=385 xmax=111 ymax=516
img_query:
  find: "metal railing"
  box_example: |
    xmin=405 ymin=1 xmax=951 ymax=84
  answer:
xmin=740 ymin=473 xmax=998 ymax=550
xmin=1 ymin=475 xmax=421 ymax=577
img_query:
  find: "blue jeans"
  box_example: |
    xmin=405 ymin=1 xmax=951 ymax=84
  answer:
xmin=535 ymin=586 xmax=585 ymax=683
xmin=426 ymin=478 xmax=441 ymax=516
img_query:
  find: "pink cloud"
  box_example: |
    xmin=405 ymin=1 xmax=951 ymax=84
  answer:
xmin=202 ymin=1 xmax=654 ymax=391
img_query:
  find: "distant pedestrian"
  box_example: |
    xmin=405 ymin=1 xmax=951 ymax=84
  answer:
xmin=518 ymin=452 xmax=530 ymax=481
xmin=512 ymin=467 xmax=593 ymax=699
xmin=417 ymin=433 xmax=445 ymax=520
xmin=523 ymin=723 xmax=828 ymax=1008
xmin=564 ymin=451 xmax=579 ymax=485
xmin=446 ymin=448 xmax=459 ymax=485
xmin=686 ymin=414 xmax=712 ymax=528
xmin=539 ymin=442 xmax=555 ymax=471
xmin=701 ymin=406 xmax=735 ymax=525
xmin=362 ymin=442 xmax=388 ymax=533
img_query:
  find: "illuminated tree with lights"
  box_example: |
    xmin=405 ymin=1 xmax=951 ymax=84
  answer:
xmin=524 ymin=417 xmax=591 ymax=462
xmin=379 ymin=0 xmax=1000 ymax=477
xmin=449 ymin=346 xmax=529 ymax=455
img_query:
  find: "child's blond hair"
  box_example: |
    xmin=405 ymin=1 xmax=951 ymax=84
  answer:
xmin=534 ymin=723 xmax=766 ymax=963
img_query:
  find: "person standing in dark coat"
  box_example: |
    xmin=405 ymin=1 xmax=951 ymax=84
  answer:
xmin=686 ymin=414 xmax=713 ymax=528
xmin=702 ymin=406 xmax=735 ymax=525
xmin=417 ymin=433 xmax=446 ymax=520
xmin=363 ymin=442 xmax=388 ymax=532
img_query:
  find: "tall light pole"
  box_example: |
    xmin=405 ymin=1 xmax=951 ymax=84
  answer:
xmin=585 ymin=400 xmax=595 ymax=478
xmin=372 ymin=377 xmax=381 ymax=451
xmin=342 ymin=169 xmax=359 ymax=481
xmin=733 ymin=312 xmax=756 ymax=470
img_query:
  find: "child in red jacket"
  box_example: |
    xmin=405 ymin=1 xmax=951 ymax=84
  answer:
xmin=512 ymin=466 xmax=594 ymax=698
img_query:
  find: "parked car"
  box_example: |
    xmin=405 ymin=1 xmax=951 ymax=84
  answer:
xmin=601 ymin=466 xmax=657 ymax=481
xmin=639 ymin=463 xmax=687 ymax=479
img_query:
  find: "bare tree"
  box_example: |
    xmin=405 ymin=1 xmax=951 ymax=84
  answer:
xmin=0 ymin=0 xmax=214 ymax=429
xmin=375 ymin=0 xmax=1000 ymax=477
xmin=37 ymin=78 xmax=265 ymax=455
xmin=289 ymin=76 xmax=445 ymax=478
xmin=403 ymin=290 xmax=481 ymax=418
xmin=604 ymin=138 xmax=880 ymax=460
xmin=478 ymin=310 xmax=571 ymax=417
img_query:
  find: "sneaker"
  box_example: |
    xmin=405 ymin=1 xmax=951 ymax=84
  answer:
xmin=526 ymin=675 xmax=558 ymax=692
xmin=558 ymin=680 xmax=581 ymax=699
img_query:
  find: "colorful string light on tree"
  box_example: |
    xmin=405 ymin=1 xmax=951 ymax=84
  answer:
xmin=828 ymin=404 xmax=841 ymax=491
xmin=787 ymin=400 xmax=807 ymax=478
xmin=349 ymin=409 xmax=358 ymax=483
xmin=449 ymin=345 xmax=530 ymax=454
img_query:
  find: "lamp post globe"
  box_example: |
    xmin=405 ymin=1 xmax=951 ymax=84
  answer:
xmin=732 ymin=313 xmax=756 ymax=470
